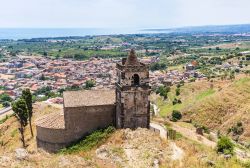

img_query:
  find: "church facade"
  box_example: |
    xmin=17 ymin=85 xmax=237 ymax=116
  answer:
xmin=35 ymin=50 xmax=150 ymax=152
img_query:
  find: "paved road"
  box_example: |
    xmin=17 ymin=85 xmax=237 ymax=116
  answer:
xmin=0 ymin=107 xmax=12 ymax=115
xmin=150 ymin=122 xmax=168 ymax=139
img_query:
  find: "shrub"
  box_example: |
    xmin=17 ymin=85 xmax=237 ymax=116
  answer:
xmin=175 ymin=88 xmax=180 ymax=96
xmin=171 ymin=110 xmax=182 ymax=121
xmin=217 ymin=136 xmax=234 ymax=155
xmin=150 ymin=62 xmax=167 ymax=71
xmin=155 ymin=86 xmax=170 ymax=99
xmin=172 ymin=98 xmax=182 ymax=105
xmin=60 ymin=126 xmax=115 ymax=154
xmin=85 ymin=80 xmax=96 ymax=89
xmin=228 ymin=121 xmax=244 ymax=136
xmin=180 ymin=80 xmax=185 ymax=86
xmin=0 ymin=93 xmax=12 ymax=102
xmin=189 ymin=78 xmax=196 ymax=82
xmin=2 ymin=101 xmax=10 ymax=107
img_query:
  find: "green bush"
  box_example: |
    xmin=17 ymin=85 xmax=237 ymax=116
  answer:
xmin=228 ymin=121 xmax=244 ymax=136
xmin=85 ymin=80 xmax=96 ymax=89
xmin=175 ymin=88 xmax=180 ymax=96
xmin=0 ymin=93 xmax=12 ymax=102
xmin=189 ymin=78 xmax=196 ymax=82
xmin=60 ymin=126 xmax=115 ymax=154
xmin=180 ymin=80 xmax=185 ymax=86
xmin=172 ymin=98 xmax=182 ymax=105
xmin=2 ymin=101 xmax=10 ymax=107
xmin=217 ymin=136 xmax=234 ymax=155
xmin=171 ymin=110 xmax=182 ymax=122
xmin=155 ymin=86 xmax=170 ymax=99
xmin=150 ymin=62 xmax=167 ymax=71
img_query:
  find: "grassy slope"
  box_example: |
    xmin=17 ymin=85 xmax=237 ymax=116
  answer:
xmin=157 ymin=79 xmax=215 ymax=116
xmin=157 ymin=75 xmax=250 ymax=142
xmin=188 ymin=77 xmax=250 ymax=142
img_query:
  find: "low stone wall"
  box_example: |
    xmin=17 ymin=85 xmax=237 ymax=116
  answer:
xmin=149 ymin=123 xmax=167 ymax=140
xmin=150 ymin=126 xmax=161 ymax=134
xmin=36 ymin=126 xmax=68 ymax=144
xmin=36 ymin=125 xmax=71 ymax=153
xmin=36 ymin=137 xmax=69 ymax=153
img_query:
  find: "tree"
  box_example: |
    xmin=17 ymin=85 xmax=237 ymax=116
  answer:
xmin=0 ymin=93 xmax=12 ymax=102
xmin=11 ymin=99 xmax=28 ymax=147
xmin=150 ymin=62 xmax=167 ymax=71
xmin=2 ymin=101 xmax=10 ymax=107
xmin=180 ymin=80 xmax=185 ymax=86
xmin=74 ymin=53 xmax=87 ymax=60
xmin=155 ymin=86 xmax=170 ymax=99
xmin=229 ymin=71 xmax=235 ymax=81
xmin=171 ymin=110 xmax=182 ymax=122
xmin=43 ymin=51 xmax=48 ymax=56
xmin=175 ymin=88 xmax=180 ymax=96
xmin=22 ymin=89 xmax=33 ymax=137
xmin=217 ymin=136 xmax=234 ymax=155
xmin=55 ymin=54 xmax=60 ymax=59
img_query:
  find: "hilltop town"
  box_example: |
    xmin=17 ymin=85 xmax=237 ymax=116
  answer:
xmin=0 ymin=53 xmax=206 ymax=104
xmin=0 ymin=31 xmax=250 ymax=167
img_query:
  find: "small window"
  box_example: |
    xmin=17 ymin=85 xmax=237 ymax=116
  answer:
xmin=133 ymin=74 xmax=140 ymax=86
xmin=121 ymin=72 xmax=125 ymax=79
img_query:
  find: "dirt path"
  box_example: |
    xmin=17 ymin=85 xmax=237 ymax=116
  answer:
xmin=170 ymin=121 xmax=216 ymax=148
xmin=169 ymin=121 xmax=250 ymax=161
xmin=170 ymin=142 xmax=184 ymax=160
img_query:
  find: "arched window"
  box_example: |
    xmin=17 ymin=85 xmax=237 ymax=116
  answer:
xmin=133 ymin=74 xmax=140 ymax=86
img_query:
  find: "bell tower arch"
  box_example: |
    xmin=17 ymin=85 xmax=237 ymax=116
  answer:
xmin=115 ymin=49 xmax=150 ymax=129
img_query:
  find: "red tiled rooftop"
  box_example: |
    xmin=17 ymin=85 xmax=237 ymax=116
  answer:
xmin=35 ymin=111 xmax=65 ymax=129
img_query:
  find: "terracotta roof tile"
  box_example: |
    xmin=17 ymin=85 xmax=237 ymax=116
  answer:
xmin=35 ymin=111 xmax=65 ymax=129
xmin=63 ymin=90 xmax=115 ymax=107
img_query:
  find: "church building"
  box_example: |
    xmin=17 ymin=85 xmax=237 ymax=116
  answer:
xmin=35 ymin=49 xmax=151 ymax=152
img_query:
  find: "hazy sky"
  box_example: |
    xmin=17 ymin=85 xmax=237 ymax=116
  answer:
xmin=0 ymin=0 xmax=249 ymax=28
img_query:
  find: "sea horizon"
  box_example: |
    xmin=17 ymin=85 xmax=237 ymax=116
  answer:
xmin=0 ymin=28 xmax=165 ymax=40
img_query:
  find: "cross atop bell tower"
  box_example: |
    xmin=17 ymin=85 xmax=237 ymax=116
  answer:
xmin=115 ymin=49 xmax=150 ymax=129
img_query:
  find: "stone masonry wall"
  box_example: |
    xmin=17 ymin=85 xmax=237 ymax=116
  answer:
xmin=64 ymin=104 xmax=116 ymax=143
xmin=36 ymin=126 xmax=70 ymax=153
xmin=36 ymin=104 xmax=115 ymax=152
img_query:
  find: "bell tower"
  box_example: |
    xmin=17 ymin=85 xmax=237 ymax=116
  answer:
xmin=115 ymin=49 xmax=150 ymax=129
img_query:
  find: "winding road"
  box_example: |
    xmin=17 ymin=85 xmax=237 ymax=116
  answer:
xmin=0 ymin=107 xmax=12 ymax=115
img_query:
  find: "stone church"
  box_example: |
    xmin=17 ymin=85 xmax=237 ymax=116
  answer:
xmin=35 ymin=49 xmax=151 ymax=152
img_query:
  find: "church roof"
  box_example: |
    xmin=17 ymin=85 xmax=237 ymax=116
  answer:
xmin=125 ymin=49 xmax=140 ymax=66
xmin=36 ymin=111 xmax=65 ymax=129
xmin=63 ymin=90 xmax=115 ymax=107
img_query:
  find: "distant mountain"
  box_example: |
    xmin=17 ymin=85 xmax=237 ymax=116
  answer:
xmin=143 ymin=24 xmax=250 ymax=34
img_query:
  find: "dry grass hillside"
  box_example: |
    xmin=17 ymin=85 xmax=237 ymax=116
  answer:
xmin=0 ymin=102 xmax=62 ymax=154
xmin=185 ymin=76 xmax=250 ymax=143
xmin=0 ymin=102 xmax=248 ymax=167
xmin=155 ymin=74 xmax=250 ymax=145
